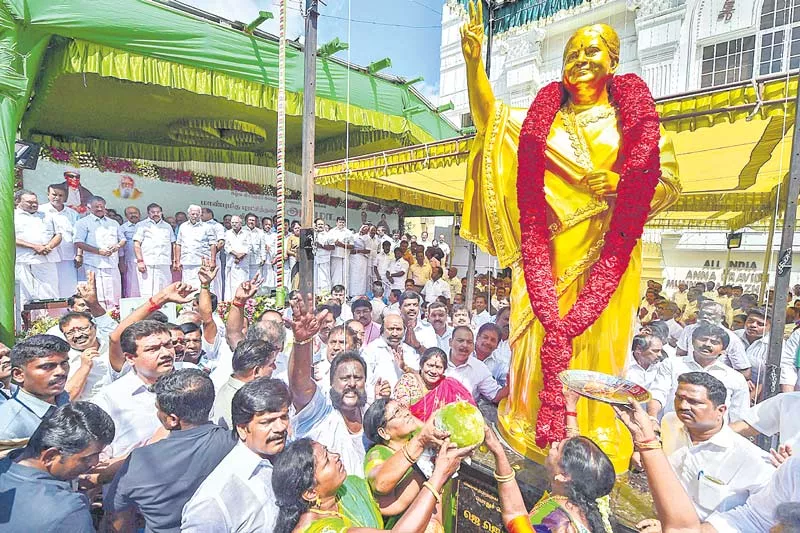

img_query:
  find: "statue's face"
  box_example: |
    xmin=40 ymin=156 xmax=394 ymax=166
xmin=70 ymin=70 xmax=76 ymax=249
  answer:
xmin=562 ymin=31 xmax=617 ymax=93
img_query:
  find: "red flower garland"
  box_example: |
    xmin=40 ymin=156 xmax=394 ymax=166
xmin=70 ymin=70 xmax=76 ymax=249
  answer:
xmin=516 ymin=74 xmax=662 ymax=447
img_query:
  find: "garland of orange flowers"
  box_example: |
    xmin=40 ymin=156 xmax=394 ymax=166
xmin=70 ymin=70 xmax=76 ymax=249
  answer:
xmin=516 ymin=74 xmax=662 ymax=446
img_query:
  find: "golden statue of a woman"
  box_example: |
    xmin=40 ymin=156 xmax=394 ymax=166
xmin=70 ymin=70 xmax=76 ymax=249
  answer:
xmin=459 ymin=1 xmax=680 ymax=472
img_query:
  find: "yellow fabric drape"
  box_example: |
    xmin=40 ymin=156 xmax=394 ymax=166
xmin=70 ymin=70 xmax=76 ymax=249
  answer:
xmin=462 ymin=101 xmax=680 ymax=473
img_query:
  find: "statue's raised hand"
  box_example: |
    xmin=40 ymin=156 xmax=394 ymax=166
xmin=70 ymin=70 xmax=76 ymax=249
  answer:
xmin=460 ymin=0 xmax=484 ymax=66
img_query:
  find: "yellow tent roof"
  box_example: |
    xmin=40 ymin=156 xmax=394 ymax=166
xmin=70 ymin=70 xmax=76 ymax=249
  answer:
xmin=315 ymin=75 xmax=798 ymax=230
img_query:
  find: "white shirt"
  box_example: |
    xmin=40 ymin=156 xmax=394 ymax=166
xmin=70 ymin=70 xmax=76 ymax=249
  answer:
xmin=375 ymin=252 xmax=393 ymax=283
xmin=293 ymin=387 xmax=366 ymax=478
xmin=779 ymin=328 xmax=800 ymax=388
xmin=421 ymin=278 xmax=452 ymax=305
xmin=262 ymin=231 xmax=277 ymax=261
xmin=743 ymin=334 xmax=771 ymax=385
xmin=474 ymin=310 xmax=492 ymax=328
xmin=133 ymin=218 xmax=175 ymax=266
xmin=246 ymin=227 xmax=264 ymax=266
xmin=409 ymin=320 xmax=438 ymax=350
xmin=706 ymin=455 xmax=800 ymax=533
xmin=387 ymin=258 xmax=409 ymax=291
xmin=660 ymin=413 xmax=774 ymax=520
xmin=119 ymin=221 xmax=138 ymax=263
xmin=91 ymin=371 xmax=160 ymax=458
xmin=224 ymin=228 xmax=251 ymax=258
xmin=370 ymin=298 xmax=386 ymax=323
xmin=477 ymin=348 xmax=511 ymax=388
xmin=39 ymin=203 xmax=79 ymax=261
xmin=624 ymin=357 xmax=663 ymax=392
xmin=315 ymin=231 xmax=332 ymax=263
xmin=436 ymin=240 xmax=450 ymax=258
xmin=649 ymin=355 xmax=750 ymax=422
xmin=176 ymin=221 xmax=217 ymax=266
xmin=328 ymin=227 xmax=353 ymax=259
xmin=665 ymin=318 xmax=684 ymax=345
xmin=446 ymin=356 xmax=502 ymax=402
xmin=362 ymin=337 xmax=419 ymax=401
xmin=434 ymin=326 xmax=454 ymax=353
xmin=74 ymin=214 xmax=123 ymax=268
xmin=66 ymin=315 xmax=122 ymax=401
xmin=14 ymin=209 xmax=58 ymax=264
xmin=741 ymin=391 xmax=800 ymax=448
xmin=676 ymin=323 xmax=750 ymax=371
xmin=180 ymin=441 xmax=278 ymax=532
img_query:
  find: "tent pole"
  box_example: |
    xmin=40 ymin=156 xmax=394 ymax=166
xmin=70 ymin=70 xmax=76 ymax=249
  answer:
xmin=760 ymin=203 xmax=778 ymax=301
xmin=761 ymin=74 xmax=800 ymax=405
xmin=298 ymin=0 xmax=318 ymax=297
xmin=275 ymin=0 xmax=287 ymax=308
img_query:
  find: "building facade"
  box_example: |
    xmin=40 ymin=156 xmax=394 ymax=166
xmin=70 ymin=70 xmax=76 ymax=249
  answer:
xmin=439 ymin=0 xmax=800 ymax=128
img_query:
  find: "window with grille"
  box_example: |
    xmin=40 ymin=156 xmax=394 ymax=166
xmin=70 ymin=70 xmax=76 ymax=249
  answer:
xmin=758 ymin=0 xmax=800 ymax=75
xmin=700 ymin=36 xmax=756 ymax=88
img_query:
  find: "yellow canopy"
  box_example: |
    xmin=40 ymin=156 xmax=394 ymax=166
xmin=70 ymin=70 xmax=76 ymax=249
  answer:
xmin=315 ymin=75 xmax=798 ymax=230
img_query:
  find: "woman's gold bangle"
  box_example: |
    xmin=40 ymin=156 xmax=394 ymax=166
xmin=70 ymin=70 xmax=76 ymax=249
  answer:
xmin=493 ymin=470 xmax=516 ymax=483
xmin=634 ymin=441 xmax=662 ymax=451
xmin=422 ymin=481 xmax=441 ymax=502
xmin=294 ymin=337 xmax=313 ymax=346
xmin=401 ymin=443 xmax=419 ymax=463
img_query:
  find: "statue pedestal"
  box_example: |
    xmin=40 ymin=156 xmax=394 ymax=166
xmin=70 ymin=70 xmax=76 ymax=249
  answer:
xmin=443 ymin=403 xmax=656 ymax=532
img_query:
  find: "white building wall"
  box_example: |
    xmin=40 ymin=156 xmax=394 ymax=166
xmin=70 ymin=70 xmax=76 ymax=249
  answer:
xmin=439 ymin=0 xmax=779 ymax=128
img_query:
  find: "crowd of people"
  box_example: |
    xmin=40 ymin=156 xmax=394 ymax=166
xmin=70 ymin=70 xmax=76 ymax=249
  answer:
xmin=6 ymin=173 xmax=800 ymax=532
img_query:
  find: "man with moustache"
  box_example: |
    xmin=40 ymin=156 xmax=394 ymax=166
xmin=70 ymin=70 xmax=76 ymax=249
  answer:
xmin=119 ymin=206 xmax=142 ymax=298
xmin=39 ymin=183 xmax=81 ymax=298
xmin=290 ymin=295 xmax=373 ymax=477
xmin=91 ymin=282 xmax=195 ymax=458
xmin=201 ymin=207 xmax=226 ymax=296
xmin=314 ymin=217 xmax=334 ymax=295
xmin=398 ymin=290 xmax=437 ymax=354
xmin=446 ymin=326 xmax=508 ymax=404
xmin=175 ymin=205 xmax=217 ymax=289
xmin=224 ymin=215 xmax=251 ymax=301
xmin=133 ymin=203 xmax=176 ymax=297
xmin=351 ymin=299 xmax=381 ymax=346
xmin=648 ymin=323 xmax=750 ymax=423
xmin=74 ymin=196 xmax=126 ymax=308
xmin=421 ymin=266 xmax=451 ymax=306
xmin=244 ymin=213 xmax=265 ymax=280
xmin=659 ymin=372 xmax=773 ymax=520
xmin=181 ymin=378 xmax=292 ymax=532
xmin=0 ymin=335 xmax=71 ymax=440
xmin=427 ymin=301 xmax=453 ymax=352
xmin=362 ymin=313 xmax=418 ymax=402
xmin=14 ymin=190 xmax=61 ymax=312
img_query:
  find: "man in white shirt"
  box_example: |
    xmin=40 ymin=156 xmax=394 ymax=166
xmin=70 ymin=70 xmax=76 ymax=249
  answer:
xmin=399 ymin=291 xmax=437 ymax=354
xmin=373 ymin=240 xmax=394 ymax=293
xmin=427 ymin=301 xmax=453 ymax=352
xmin=201 ymin=207 xmax=226 ymax=297
xmin=418 ymin=231 xmax=433 ymax=251
xmin=733 ymin=307 xmax=775 ymax=396
xmin=435 ymin=234 xmax=450 ymax=265
xmin=660 ymin=372 xmax=774 ymax=520
xmin=676 ymin=301 xmax=751 ymax=379
xmin=648 ymin=323 xmax=750 ymax=423
xmin=314 ymin=217 xmax=334 ymax=295
xmin=91 ymin=282 xmax=194 ymax=458
xmin=473 ymin=293 xmax=492 ymax=328
xmin=74 ymin=196 xmax=125 ymax=309
xmin=625 ymin=334 xmax=664 ymax=391
xmin=386 ymin=247 xmax=409 ymax=293
xmin=39 ymin=184 xmax=80 ymax=298
xmin=473 ymin=323 xmax=509 ymax=387
xmin=133 ymin=203 xmax=176 ymax=298
xmin=59 ymin=311 xmax=124 ymax=401
xmin=493 ymin=307 xmax=512 ymax=385
xmin=446 ymin=326 xmax=508 ymax=404
xmin=328 ymin=216 xmax=353 ymax=287
xmin=14 ymin=190 xmax=61 ymax=312
xmin=362 ymin=313 xmax=419 ymax=401
xmin=656 ymin=301 xmax=684 ymax=347
xmin=260 ymin=217 xmax=278 ymax=287
xmin=289 ymin=297 xmax=372 ymax=477
xmin=119 ymin=206 xmax=142 ymax=298
xmin=421 ymin=266 xmax=452 ymax=306
xmin=223 ymin=216 xmax=251 ymax=301
xmin=244 ymin=213 xmax=265 ymax=279
xmin=175 ymin=205 xmax=217 ymax=290
xmin=780 ymin=327 xmax=800 ymax=391
xmin=732 ymin=391 xmax=800 ymax=453
xmin=370 ymin=282 xmax=387 ymax=323
xmin=181 ymin=377 xmax=290 ymax=532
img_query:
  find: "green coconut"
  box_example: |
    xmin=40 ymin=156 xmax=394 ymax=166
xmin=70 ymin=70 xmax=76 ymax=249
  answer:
xmin=434 ymin=401 xmax=485 ymax=448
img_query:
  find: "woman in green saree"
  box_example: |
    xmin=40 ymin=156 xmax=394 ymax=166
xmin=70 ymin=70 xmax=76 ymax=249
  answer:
xmin=272 ymin=437 xmax=472 ymax=533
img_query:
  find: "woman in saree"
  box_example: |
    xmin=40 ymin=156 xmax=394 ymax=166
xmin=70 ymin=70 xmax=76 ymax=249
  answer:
xmin=272 ymin=437 xmax=473 ymax=533
xmin=361 ymin=398 xmax=448 ymax=530
xmin=393 ymin=347 xmax=475 ymax=421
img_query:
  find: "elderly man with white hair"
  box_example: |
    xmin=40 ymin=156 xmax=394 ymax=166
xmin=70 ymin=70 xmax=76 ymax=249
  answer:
xmin=224 ymin=215 xmax=251 ymax=300
xmin=175 ymin=205 xmax=218 ymax=289
xmin=118 ymin=206 xmax=142 ymax=298
xmin=74 ymin=196 xmax=125 ymax=308
xmin=14 ymin=190 xmax=61 ymax=314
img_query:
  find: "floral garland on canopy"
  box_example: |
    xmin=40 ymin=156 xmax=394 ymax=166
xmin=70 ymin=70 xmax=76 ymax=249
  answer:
xmin=516 ymin=74 xmax=662 ymax=446
xmin=37 ymin=147 xmax=405 ymax=215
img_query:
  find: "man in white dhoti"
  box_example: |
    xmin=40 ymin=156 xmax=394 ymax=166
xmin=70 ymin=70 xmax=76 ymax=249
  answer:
xmin=314 ymin=217 xmax=334 ymax=295
xmin=118 ymin=206 xmax=141 ymax=298
xmin=348 ymin=225 xmax=371 ymax=298
xmin=329 ymin=216 xmax=353 ymax=289
xmin=175 ymin=205 xmax=217 ymax=290
xmin=224 ymin=216 xmax=251 ymax=300
xmin=39 ymin=184 xmax=80 ymax=298
xmin=373 ymin=240 xmax=394 ymax=294
xmin=244 ymin=213 xmax=264 ymax=279
xmin=261 ymin=216 xmax=278 ymax=287
xmin=15 ymin=190 xmax=61 ymax=317
xmin=133 ymin=203 xmax=176 ymax=298
xmin=202 ymin=207 xmax=226 ymax=298
xmin=74 ymin=196 xmax=125 ymax=309
xmin=366 ymin=225 xmax=379 ymax=293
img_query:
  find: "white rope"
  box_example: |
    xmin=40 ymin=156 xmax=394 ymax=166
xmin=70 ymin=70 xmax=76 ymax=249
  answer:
xmin=344 ymin=0 xmax=352 ymax=297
